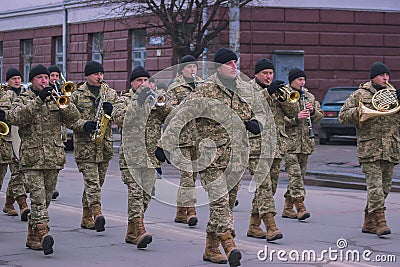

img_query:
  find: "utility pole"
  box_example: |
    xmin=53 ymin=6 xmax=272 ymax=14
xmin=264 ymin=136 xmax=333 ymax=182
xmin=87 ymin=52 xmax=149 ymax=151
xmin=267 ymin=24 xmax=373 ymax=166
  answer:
xmin=229 ymin=0 xmax=240 ymax=70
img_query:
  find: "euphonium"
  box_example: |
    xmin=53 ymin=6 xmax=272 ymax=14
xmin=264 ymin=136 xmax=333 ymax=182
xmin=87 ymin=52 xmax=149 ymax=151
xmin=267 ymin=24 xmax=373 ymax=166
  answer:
xmin=60 ymin=73 xmax=76 ymax=96
xmin=273 ymin=86 xmax=300 ymax=103
xmin=0 ymin=121 xmax=10 ymax=139
xmin=91 ymin=81 xmax=111 ymax=143
xmin=358 ymin=82 xmax=400 ymax=123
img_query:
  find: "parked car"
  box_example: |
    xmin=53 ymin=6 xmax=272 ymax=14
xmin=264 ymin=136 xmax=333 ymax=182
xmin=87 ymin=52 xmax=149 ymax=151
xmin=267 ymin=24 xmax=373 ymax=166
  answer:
xmin=318 ymin=86 xmax=358 ymax=144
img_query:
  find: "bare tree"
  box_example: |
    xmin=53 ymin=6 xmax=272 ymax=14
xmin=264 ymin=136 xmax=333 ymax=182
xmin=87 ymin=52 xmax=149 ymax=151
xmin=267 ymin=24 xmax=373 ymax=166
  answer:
xmin=86 ymin=0 xmax=253 ymax=61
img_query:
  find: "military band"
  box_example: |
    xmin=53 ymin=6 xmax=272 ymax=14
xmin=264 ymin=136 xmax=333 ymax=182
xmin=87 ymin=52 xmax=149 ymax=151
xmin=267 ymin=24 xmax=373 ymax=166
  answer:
xmin=0 ymin=55 xmax=398 ymax=266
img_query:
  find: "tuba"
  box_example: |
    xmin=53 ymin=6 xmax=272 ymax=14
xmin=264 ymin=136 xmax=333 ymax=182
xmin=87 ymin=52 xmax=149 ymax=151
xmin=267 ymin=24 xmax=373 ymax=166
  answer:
xmin=358 ymin=82 xmax=400 ymax=123
xmin=273 ymin=86 xmax=300 ymax=103
xmin=91 ymin=81 xmax=111 ymax=143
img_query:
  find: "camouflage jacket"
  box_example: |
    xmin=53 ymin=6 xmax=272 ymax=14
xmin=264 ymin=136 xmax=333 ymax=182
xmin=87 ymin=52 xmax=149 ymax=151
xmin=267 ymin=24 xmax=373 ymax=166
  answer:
xmin=5 ymin=88 xmax=80 ymax=170
xmin=69 ymin=82 xmax=118 ymax=163
xmin=0 ymin=87 xmax=29 ymax=163
xmin=164 ymin=74 xmax=204 ymax=147
xmin=284 ymin=86 xmax=323 ymax=154
xmin=114 ymin=88 xmax=166 ymax=168
xmin=160 ymin=73 xmax=266 ymax=170
xmin=338 ymin=81 xmax=400 ymax=163
xmin=249 ymin=79 xmax=298 ymax=159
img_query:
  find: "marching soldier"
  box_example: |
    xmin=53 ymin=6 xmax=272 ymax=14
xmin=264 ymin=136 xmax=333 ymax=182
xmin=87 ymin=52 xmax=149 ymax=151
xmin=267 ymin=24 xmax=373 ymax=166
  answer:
xmin=1 ymin=64 xmax=80 ymax=255
xmin=69 ymin=61 xmax=117 ymax=232
xmin=246 ymin=58 xmax=297 ymax=241
xmin=166 ymin=55 xmax=203 ymax=227
xmin=157 ymin=48 xmax=266 ymax=267
xmin=0 ymin=68 xmax=30 ymax=221
xmin=114 ymin=66 xmax=166 ymax=249
xmin=339 ymin=62 xmax=398 ymax=237
xmin=48 ymin=65 xmax=63 ymax=200
xmin=282 ymin=68 xmax=323 ymax=221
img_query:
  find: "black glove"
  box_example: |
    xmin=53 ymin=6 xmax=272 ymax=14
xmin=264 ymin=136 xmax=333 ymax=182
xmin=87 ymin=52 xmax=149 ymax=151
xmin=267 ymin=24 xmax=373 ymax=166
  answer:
xmin=38 ymin=87 xmax=53 ymax=102
xmin=245 ymin=120 xmax=262 ymax=135
xmin=84 ymin=121 xmax=97 ymax=133
xmin=0 ymin=110 xmax=5 ymax=121
xmin=103 ymin=102 xmax=113 ymax=116
xmin=396 ymin=89 xmax=400 ymax=100
xmin=137 ymin=87 xmax=152 ymax=106
xmin=155 ymin=147 xmax=170 ymax=164
xmin=267 ymin=80 xmax=285 ymax=96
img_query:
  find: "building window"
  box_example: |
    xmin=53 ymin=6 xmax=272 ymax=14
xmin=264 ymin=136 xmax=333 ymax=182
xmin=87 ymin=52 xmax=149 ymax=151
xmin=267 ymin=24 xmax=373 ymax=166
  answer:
xmin=91 ymin=32 xmax=103 ymax=63
xmin=132 ymin=29 xmax=146 ymax=69
xmin=0 ymin=42 xmax=3 ymax=83
xmin=22 ymin=39 xmax=33 ymax=82
xmin=54 ymin=36 xmax=63 ymax=73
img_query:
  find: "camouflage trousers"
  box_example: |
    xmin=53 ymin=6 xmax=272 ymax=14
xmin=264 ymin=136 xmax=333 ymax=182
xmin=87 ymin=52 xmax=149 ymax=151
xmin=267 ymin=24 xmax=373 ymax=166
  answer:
xmin=0 ymin=163 xmax=8 ymax=190
xmin=200 ymin=167 xmax=236 ymax=234
xmin=270 ymin=158 xmax=283 ymax=196
xmin=361 ymin=160 xmax=394 ymax=213
xmin=24 ymin=169 xmax=59 ymax=228
xmin=176 ymin=146 xmax=198 ymax=207
xmin=77 ymin=161 xmax=109 ymax=208
xmin=1 ymin=162 xmax=26 ymax=198
xmin=121 ymin=168 xmax=156 ymax=221
xmin=283 ymin=153 xmax=308 ymax=198
xmin=248 ymin=157 xmax=276 ymax=216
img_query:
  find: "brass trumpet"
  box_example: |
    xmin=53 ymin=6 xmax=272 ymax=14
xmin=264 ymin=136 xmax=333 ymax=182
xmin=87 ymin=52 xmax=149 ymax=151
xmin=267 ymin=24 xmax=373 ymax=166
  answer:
xmin=358 ymin=82 xmax=400 ymax=123
xmin=60 ymin=73 xmax=76 ymax=96
xmin=0 ymin=121 xmax=10 ymax=139
xmin=273 ymin=87 xmax=300 ymax=103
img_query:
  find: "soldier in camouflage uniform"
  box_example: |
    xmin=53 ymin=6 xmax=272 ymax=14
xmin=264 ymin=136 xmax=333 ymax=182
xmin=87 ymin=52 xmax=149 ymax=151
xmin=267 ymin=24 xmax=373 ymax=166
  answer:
xmin=48 ymin=65 xmax=63 ymax=200
xmin=339 ymin=62 xmax=398 ymax=237
xmin=166 ymin=55 xmax=204 ymax=227
xmin=2 ymin=64 xmax=80 ymax=255
xmin=157 ymin=48 xmax=266 ymax=267
xmin=246 ymin=58 xmax=297 ymax=241
xmin=282 ymin=68 xmax=323 ymax=221
xmin=0 ymin=68 xmax=30 ymax=221
xmin=114 ymin=66 xmax=166 ymax=249
xmin=69 ymin=61 xmax=117 ymax=233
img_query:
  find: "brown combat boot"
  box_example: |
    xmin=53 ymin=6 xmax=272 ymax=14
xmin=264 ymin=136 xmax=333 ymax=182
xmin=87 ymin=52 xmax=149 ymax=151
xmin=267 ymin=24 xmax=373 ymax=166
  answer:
xmin=3 ymin=195 xmax=18 ymax=216
xmin=373 ymin=209 xmax=391 ymax=236
xmin=362 ymin=211 xmax=376 ymax=234
xmin=81 ymin=207 xmax=95 ymax=230
xmin=282 ymin=196 xmax=297 ymax=219
xmin=174 ymin=206 xmax=187 ymax=223
xmin=36 ymin=223 xmax=54 ymax=255
xmin=294 ymin=197 xmax=310 ymax=221
xmin=219 ymin=231 xmax=242 ymax=267
xmin=125 ymin=221 xmax=137 ymax=244
xmin=91 ymin=204 xmax=106 ymax=232
xmin=16 ymin=195 xmax=30 ymax=222
xmin=203 ymin=232 xmax=227 ymax=264
xmin=187 ymin=207 xmax=198 ymax=227
xmin=26 ymin=223 xmax=42 ymax=250
xmin=133 ymin=217 xmax=152 ymax=249
xmin=262 ymin=213 xmax=283 ymax=242
xmin=247 ymin=213 xmax=267 ymax=239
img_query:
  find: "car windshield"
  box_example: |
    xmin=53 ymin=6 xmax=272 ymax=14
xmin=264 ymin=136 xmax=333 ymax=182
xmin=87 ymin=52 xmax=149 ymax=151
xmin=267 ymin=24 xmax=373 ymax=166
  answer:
xmin=323 ymin=89 xmax=355 ymax=105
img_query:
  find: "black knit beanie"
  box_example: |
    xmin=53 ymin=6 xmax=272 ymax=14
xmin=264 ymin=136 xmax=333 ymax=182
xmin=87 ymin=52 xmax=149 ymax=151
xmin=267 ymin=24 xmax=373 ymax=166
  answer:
xmin=214 ymin=48 xmax=238 ymax=65
xmin=6 ymin=68 xmax=22 ymax=81
xmin=29 ymin=64 xmax=50 ymax=81
xmin=48 ymin=65 xmax=62 ymax=75
xmin=288 ymin=67 xmax=306 ymax=84
xmin=178 ymin=55 xmax=198 ymax=73
xmin=129 ymin=66 xmax=150 ymax=82
xmin=254 ymin=58 xmax=275 ymax=74
xmin=370 ymin=62 xmax=390 ymax=79
xmin=84 ymin=61 xmax=104 ymax=76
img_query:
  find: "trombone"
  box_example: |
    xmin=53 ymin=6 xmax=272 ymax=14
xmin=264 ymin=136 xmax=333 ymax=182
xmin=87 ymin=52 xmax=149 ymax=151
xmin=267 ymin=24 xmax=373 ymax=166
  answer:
xmin=273 ymin=86 xmax=300 ymax=103
xmin=0 ymin=121 xmax=10 ymax=139
xmin=60 ymin=73 xmax=76 ymax=96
